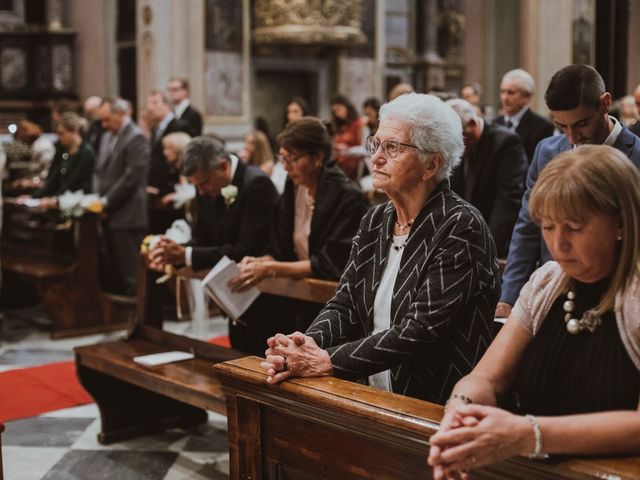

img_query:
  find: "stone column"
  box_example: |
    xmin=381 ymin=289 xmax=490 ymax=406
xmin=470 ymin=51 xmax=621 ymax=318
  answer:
xmin=46 ymin=0 xmax=64 ymax=30
xmin=627 ymin=0 xmax=640 ymax=92
xmin=521 ymin=0 xmax=573 ymax=115
xmin=68 ymin=0 xmax=117 ymax=99
xmin=415 ymin=0 xmax=444 ymax=91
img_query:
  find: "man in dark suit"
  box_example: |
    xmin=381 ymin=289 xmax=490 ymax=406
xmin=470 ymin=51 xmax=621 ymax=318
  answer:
xmin=631 ymin=84 xmax=640 ymax=137
xmin=148 ymin=136 xmax=279 ymax=350
xmin=149 ymin=135 xmax=278 ymax=270
xmin=82 ymin=95 xmax=104 ymax=155
xmin=498 ymin=64 xmax=640 ymax=319
xmin=167 ymin=77 xmax=203 ymax=137
xmin=448 ymin=98 xmax=527 ymax=257
xmin=146 ymin=90 xmax=189 ymax=233
xmin=494 ymin=69 xmax=554 ymax=163
xmin=95 ymin=97 xmax=150 ymax=296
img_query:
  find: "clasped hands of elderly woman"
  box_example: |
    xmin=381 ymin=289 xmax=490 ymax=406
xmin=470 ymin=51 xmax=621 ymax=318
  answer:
xmin=260 ymin=332 xmax=333 ymax=384
xmin=427 ymin=401 xmax=537 ymax=479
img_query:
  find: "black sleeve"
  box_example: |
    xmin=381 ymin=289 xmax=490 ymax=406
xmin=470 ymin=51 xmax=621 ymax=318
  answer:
xmin=487 ymin=135 xmax=527 ymax=256
xmin=309 ymin=189 xmax=368 ymax=280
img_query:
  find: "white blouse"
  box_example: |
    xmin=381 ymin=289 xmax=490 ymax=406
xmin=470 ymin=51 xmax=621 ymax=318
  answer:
xmin=368 ymin=234 xmax=407 ymax=391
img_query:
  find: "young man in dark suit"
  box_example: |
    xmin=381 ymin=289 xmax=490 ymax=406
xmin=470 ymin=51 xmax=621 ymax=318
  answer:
xmin=498 ymin=64 xmax=640 ymax=319
xmin=447 ymin=98 xmax=527 ymax=257
xmin=167 ymin=77 xmax=203 ymax=137
xmin=494 ymin=69 xmax=554 ymax=163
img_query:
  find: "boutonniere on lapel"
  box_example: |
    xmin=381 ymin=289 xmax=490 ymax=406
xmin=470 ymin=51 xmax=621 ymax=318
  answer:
xmin=221 ymin=184 xmax=238 ymax=208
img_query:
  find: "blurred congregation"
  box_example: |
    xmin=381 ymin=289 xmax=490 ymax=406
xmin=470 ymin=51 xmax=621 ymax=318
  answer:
xmin=2 ymin=0 xmax=640 ymax=478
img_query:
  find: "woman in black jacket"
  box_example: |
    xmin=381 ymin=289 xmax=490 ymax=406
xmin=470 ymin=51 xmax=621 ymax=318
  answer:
xmin=230 ymin=117 xmax=368 ymax=346
xmin=31 ymin=112 xmax=95 ymax=203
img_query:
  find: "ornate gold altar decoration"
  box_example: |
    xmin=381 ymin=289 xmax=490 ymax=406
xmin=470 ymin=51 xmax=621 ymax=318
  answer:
xmin=253 ymin=0 xmax=366 ymax=47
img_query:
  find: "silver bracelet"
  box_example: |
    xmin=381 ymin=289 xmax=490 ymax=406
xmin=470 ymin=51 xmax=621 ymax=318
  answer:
xmin=525 ymin=414 xmax=547 ymax=459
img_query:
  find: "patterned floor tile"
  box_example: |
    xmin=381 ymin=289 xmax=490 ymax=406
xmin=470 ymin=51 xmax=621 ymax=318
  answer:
xmin=3 ymin=446 xmax=69 ymax=480
xmin=4 ymin=417 xmax=95 ymax=447
xmin=42 ymin=450 xmax=179 ymax=480
xmin=41 ymin=403 xmax=99 ymax=419
xmin=163 ymin=453 xmax=229 ymax=480
xmin=0 ymin=304 xmax=231 ymax=479
xmin=0 ymin=348 xmax=73 ymax=366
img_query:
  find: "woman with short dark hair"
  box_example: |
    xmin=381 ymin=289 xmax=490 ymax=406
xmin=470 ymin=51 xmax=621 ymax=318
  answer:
xmin=230 ymin=117 xmax=367 ymax=339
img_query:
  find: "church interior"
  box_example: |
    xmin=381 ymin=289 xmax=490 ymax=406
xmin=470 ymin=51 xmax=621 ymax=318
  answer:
xmin=1 ymin=1 xmax=640 ymax=479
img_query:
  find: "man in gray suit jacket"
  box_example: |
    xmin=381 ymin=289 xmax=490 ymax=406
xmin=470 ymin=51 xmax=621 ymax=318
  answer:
xmin=95 ymin=97 xmax=150 ymax=296
xmin=497 ymin=65 xmax=640 ymax=319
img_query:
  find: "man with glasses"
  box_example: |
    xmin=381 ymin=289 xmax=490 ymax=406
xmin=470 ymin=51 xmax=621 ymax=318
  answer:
xmin=497 ymin=64 xmax=640 ymax=319
xmin=167 ymin=77 xmax=203 ymax=137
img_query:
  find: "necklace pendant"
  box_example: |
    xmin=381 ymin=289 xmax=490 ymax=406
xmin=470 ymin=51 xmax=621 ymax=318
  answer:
xmin=566 ymin=318 xmax=581 ymax=335
xmin=582 ymin=310 xmax=602 ymax=332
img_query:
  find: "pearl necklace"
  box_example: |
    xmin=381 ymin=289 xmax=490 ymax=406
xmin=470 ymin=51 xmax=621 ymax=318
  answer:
xmin=562 ymin=289 xmax=602 ymax=334
xmin=395 ymin=218 xmax=414 ymax=231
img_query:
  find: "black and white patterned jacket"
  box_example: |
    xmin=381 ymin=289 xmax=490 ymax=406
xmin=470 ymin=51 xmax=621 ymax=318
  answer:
xmin=306 ymin=182 xmax=500 ymax=404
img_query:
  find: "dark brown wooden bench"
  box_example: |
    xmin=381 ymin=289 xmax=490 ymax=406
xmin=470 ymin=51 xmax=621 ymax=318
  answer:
xmin=75 ymin=260 xmax=338 ymax=444
xmin=1 ymin=202 xmax=133 ymax=338
xmin=215 ymin=356 xmax=640 ymax=480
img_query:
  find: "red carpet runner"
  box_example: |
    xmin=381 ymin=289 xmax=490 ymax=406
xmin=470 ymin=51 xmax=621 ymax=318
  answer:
xmin=0 ymin=361 xmax=93 ymax=423
xmin=207 ymin=336 xmax=231 ymax=348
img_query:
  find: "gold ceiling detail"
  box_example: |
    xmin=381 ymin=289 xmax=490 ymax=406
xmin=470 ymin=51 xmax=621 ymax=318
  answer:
xmin=253 ymin=0 xmax=366 ymax=47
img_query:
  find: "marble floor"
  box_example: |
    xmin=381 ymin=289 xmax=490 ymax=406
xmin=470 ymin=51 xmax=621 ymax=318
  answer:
xmin=0 ymin=304 xmax=231 ymax=480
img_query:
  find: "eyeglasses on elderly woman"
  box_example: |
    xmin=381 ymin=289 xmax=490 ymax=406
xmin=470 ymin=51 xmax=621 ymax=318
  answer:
xmin=365 ymin=136 xmax=421 ymax=158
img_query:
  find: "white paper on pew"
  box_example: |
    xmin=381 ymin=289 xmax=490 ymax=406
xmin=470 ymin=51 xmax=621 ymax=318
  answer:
xmin=21 ymin=198 xmax=42 ymax=208
xmin=201 ymin=255 xmax=259 ymax=323
xmin=133 ymin=351 xmax=194 ymax=367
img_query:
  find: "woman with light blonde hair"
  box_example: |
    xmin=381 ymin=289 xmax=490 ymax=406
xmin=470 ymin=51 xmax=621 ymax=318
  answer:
xmin=429 ymin=144 xmax=640 ymax=477
xmin=161 ymin=131 xmax=192 ymax=167
xmin=157 ymin=131 xmax=193 ymax=208
xmin=238 ymin=129 xmax=275 ymax=176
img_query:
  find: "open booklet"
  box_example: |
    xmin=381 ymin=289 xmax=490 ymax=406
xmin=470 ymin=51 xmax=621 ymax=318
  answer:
xmin=201 ymin=256 xmax=260 ymax=323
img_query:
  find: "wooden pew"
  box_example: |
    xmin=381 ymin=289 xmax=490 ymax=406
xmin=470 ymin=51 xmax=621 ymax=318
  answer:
xmin=214 ymin=356 xmax=640 ymax=480
xmin=1 ymin=203 xmax=133 ymax=338
xmin=256 ymin=276 xmax=337 ymax=304
xmin=75 ymin=260 xmax=337 ymax=444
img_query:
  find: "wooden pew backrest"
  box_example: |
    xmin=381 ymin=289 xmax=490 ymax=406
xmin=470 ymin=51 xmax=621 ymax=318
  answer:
xmin=214 ymin=356 xmax=640 ymax=480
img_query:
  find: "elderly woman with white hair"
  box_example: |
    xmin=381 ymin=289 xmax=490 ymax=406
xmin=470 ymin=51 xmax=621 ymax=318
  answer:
xmin=260 ymin=93 xmax=500 ymax=403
